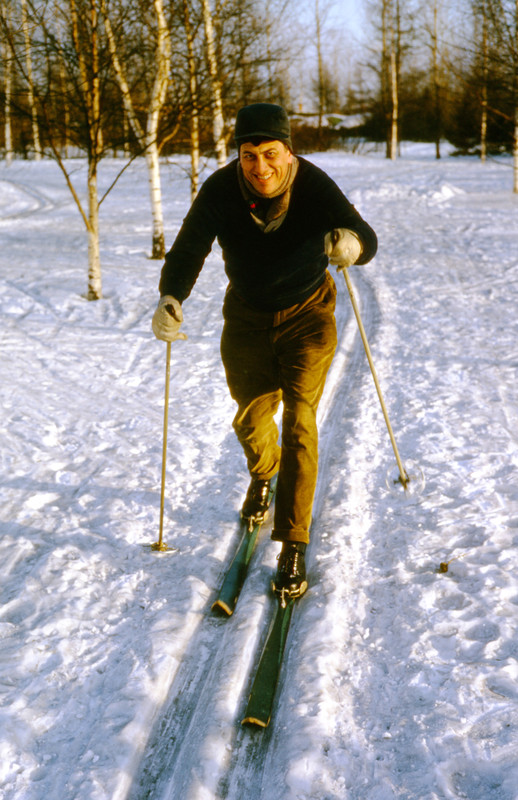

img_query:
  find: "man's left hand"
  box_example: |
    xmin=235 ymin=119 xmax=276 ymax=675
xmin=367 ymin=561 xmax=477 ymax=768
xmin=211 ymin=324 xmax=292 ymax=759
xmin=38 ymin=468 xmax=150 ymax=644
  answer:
xmin=325 ymin=228 xmax=363 ymax=270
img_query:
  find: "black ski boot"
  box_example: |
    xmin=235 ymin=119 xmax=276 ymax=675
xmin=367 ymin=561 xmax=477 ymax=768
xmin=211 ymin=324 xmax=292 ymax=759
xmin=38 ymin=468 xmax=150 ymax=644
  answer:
xmin=272 ymin=542 xmax=308 ymax=604
xmin=241 ymin=477 xmax=272 ymax=528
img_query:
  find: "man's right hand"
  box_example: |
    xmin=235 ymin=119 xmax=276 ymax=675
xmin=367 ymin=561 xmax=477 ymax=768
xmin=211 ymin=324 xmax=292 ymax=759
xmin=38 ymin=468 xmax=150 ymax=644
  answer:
xmin=152 ymin=295 xmax=187 ymax=342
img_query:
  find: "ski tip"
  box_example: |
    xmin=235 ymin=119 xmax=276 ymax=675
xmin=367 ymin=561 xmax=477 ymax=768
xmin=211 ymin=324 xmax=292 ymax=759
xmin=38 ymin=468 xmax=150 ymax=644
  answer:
xmin=211 ymin=599 xmax=234 ymax=616
xmin=241 ymin=715 xmax=270 ymax=728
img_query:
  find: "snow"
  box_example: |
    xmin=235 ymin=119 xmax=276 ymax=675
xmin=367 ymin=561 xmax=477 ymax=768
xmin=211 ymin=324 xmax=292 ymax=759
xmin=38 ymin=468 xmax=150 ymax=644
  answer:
xmin=1 ymin=143 xmax=517 ymax=800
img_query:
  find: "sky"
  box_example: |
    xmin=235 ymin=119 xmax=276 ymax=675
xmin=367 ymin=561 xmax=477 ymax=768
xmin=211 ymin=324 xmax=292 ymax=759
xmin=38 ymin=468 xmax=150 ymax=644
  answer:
xmin=329 ymin=0 xmax=365 ymax=37
xmin=291 ymin=0 xmax=368 ymax=110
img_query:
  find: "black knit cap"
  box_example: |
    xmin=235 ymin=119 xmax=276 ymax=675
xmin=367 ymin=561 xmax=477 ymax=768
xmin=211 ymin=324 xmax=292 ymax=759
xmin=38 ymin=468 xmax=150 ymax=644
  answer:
xmin=234 ymin=103 xmax=292 ymax=151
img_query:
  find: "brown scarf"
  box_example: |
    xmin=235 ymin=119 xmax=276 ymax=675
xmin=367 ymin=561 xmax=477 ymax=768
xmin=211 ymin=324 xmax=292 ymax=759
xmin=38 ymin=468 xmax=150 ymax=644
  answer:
xmin=237 ymin=157 xmax=299 ymax=233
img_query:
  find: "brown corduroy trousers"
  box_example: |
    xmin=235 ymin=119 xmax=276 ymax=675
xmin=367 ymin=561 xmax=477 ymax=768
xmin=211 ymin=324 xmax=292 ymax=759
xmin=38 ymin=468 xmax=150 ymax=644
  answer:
xmin=220 ymin=272 xmax=337 ymax=544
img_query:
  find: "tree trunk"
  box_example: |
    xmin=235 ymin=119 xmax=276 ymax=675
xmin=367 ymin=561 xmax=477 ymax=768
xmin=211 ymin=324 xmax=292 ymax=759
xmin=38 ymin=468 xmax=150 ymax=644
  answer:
xmin=70 ymin=0 xmax=103 ymax=299
xmin=315 ymin=0 xmax=325 ymax=145
xmin=201 ymin=0 xmax=227 ymax=167
xmin=478 ymin=1 xmax=488 ymax=162
xmin=90 ymin=0 xmax=102 ymax=297
xmin=59 ymin=59 xmax=70 ymax=158
xmin=147 ymin=0 xmax=170 ymax=257
xmin=183 ymin=0 xmax=200 ymax=200
xmin=432 ymin=1 xmax=441 ymax=159
xmin=514 ymin=0 xmax=518 ymax=192
xmin=389 ymin=15 xmax=398 ymax=160
xmin=146 ymin=146 xmax=166 ymax=258
xmin=21 ymin=0 xmax=41 ymax=159
xmin=87 ymin=161 xmax=102 ymax=301
xmin=3 ymin=25 xmax=13 ymax=164
xmin=381 ymin=0 xmax=390 ymax=158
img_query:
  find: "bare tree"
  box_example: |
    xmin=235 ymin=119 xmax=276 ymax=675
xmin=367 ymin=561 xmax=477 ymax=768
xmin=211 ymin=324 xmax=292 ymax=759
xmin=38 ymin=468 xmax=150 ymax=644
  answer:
xmin=388 ymin=0 xmax=400 ymax=159
xmin=201 ymin=0 xmax=227 ymax=166
xmin=477 ymin=0 xmax=490 ymax=161
xmin=20 ymin=0 xmax=41 ymax=158
xmin=101 ymin=0 xmax=173 ymax=258
xmin=417 ymin=0 xmax=453 ymax=159
xmin=1 ymin=0 xmax=131 ymax=298
xmin=2 ymin=1 xmax=14 ymax=163
xmin=478 ymin=0 xmax=518 ymax=189
xmin=68 ymin=0 xmax=103 ymax=298
xmin=315 ymin=0 xmax=325 ymax=139
xmin=182 ymin=0 xmax=201 ymax=199
xmin=431 ymin=0 xmax=441 ymax=158
xmin=364 ymin=0 xmax=431 ymax=156
xmin=378 ymin=0 xmax=400 ymax=159
xmin=363 ymin=0 xmax=401 ymax=157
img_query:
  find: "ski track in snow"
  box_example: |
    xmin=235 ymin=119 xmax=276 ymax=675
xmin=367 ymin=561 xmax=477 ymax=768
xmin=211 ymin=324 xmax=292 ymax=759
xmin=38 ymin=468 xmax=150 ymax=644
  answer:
xmin=1 ymin=147 xmax=518 ymax=800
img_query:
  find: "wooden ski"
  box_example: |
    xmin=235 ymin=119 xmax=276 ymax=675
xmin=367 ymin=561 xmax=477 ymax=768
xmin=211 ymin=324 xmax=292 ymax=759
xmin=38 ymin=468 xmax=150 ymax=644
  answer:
xmin=241 ymin=596 xmax=295 ymax=727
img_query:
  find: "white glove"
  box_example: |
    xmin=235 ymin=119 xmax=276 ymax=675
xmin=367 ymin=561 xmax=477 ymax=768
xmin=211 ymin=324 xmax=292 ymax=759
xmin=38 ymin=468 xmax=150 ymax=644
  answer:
xmin=152 ymin=295 xmax=187 ymax=342
xmin=325 ymin=228 xmax=363 ymax=270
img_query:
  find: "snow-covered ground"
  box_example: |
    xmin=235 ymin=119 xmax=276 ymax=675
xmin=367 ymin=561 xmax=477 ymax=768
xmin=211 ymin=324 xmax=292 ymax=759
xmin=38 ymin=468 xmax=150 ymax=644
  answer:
xmin=1 ymin=143 xmax=517 ymax=800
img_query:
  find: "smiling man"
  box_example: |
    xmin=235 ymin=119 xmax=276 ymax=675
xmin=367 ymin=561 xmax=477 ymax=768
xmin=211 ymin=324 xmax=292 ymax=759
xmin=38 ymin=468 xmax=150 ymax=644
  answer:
xmin=240 ymin=139 xmax=292 ymax=195
xmin=152 ymin=103 xmax=377 ymax=602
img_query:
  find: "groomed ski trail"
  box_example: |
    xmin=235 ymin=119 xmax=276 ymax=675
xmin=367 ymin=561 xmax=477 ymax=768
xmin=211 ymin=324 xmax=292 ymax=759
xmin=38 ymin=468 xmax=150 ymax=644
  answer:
xmin=5 ymin=150 xmax=517 ymax=800
xmin=128 ymin=265 xmax=383 ymax=800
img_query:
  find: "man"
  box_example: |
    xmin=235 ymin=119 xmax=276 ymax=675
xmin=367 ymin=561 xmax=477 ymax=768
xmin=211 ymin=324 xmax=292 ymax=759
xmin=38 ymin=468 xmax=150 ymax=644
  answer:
xmin=152 ymin=103 xmax=377 ymax=602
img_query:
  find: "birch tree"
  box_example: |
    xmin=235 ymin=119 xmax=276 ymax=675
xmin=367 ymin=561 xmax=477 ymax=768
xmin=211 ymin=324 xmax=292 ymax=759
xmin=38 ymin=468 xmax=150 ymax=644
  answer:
xmin=58 ymin=57 xmax=70 ymax=158
xmin=477 ymin=0 xmax=490 ymax=161
xmin=315 ymin=0 xmax=325 ymax=141
xmin=431 ymin=0 xmax=441 ymax=158
xmin=2 ymin=2 xmax=14 ymax=163
xmin=68 ymin=0 xmax=103 ymax=298
xmin=388 ymin=2 xmax=399 ymax=160
xmin=418 ymin=0 xmax=451 ymax=158
xmin=378 ymin=0 xmax=400 ymax=159
xmin=365 ymin=0 xmax=424 ymax=157
xmin=20 ymin=0 xmax=41 ymax=158
xmin=101 ymin=0 xmax=172 ymax=258
xmin=201 ymin=0 xmax=227 ymax=167
xmin=182 ymin=0 xmax=201 ymax=199
xmin=2 ymin=0 xmax=126 ymax=299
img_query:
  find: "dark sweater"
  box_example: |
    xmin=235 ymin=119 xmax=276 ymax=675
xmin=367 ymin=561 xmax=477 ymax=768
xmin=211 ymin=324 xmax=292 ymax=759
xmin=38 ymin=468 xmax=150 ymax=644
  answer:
xmin=159 ymin=156 xmax=377 ymax=312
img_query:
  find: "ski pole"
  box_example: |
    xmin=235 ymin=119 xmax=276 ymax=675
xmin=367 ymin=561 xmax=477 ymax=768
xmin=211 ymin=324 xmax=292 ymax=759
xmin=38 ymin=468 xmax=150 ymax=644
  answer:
xmin=149 ymin=341 xmax=176 ymax=551
xmin=341 ymin=267 xmax=409 ymax=489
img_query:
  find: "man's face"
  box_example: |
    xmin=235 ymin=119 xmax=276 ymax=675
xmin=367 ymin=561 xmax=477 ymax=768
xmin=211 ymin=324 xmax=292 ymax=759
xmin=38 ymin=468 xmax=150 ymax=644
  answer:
xmin=239 ymin=140 xmax=293 ymax=196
